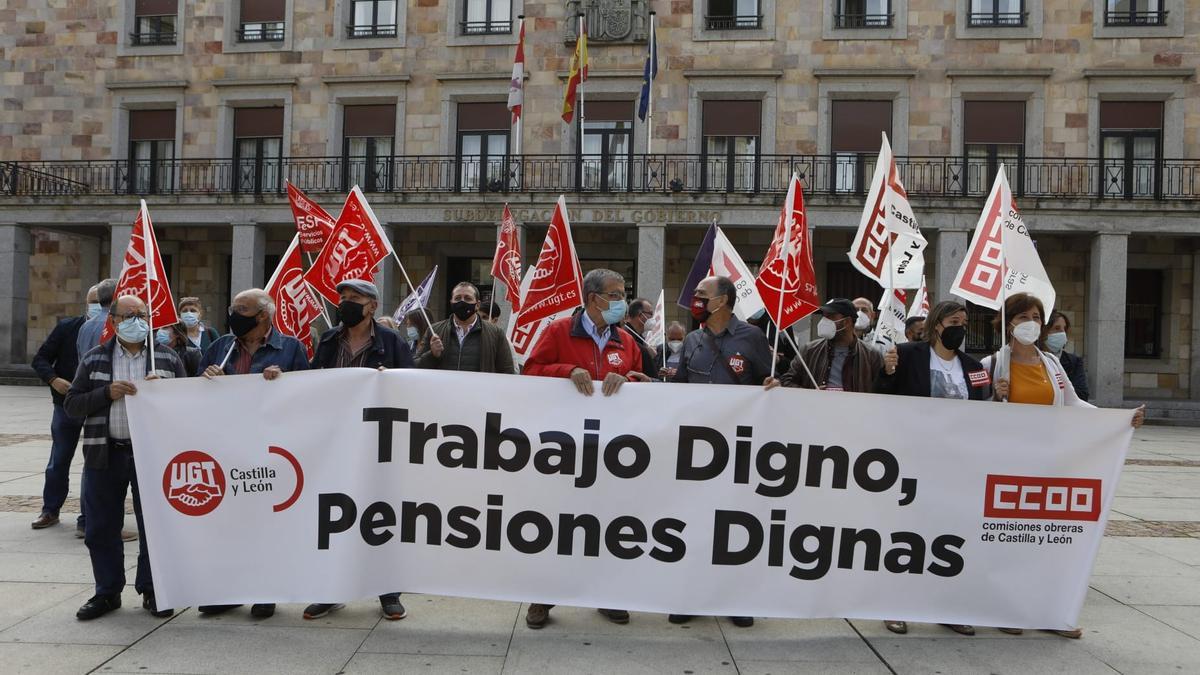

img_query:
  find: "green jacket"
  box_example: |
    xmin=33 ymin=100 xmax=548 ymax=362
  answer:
xmin=416 ymin=317 xmax=516 ymax=374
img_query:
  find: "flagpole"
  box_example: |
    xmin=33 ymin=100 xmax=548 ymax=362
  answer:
xmin=303 ymin=250 xmax=335 ymax=329
xmin=515 ymin=16 xmax=524 ymax=159
xmin=390 ymin=250 xmax=435 ymax=334
xmin=645 ymin=11 xmax=655 ymax=157
xmin=769 ymin=182 xmax=795 ymax=381
xmin=577 ymin=14 xmax=585 ymax=134
xmin=996 ymin=165 xmax=1009 ymax=402
xmin=141 ymin=203 xmax=156 ymax=372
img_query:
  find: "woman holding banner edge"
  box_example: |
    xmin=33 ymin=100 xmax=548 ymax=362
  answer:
xmin=982 ymin=292 xmax=1144 ymax=639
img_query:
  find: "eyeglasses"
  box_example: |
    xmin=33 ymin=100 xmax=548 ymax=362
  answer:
xmin=112 ymin=312 xmax=148 ymax=321
xmin=227 ymin=306 xmax=261 ymax=316
xmin=639 ymin=311 xmax=653 ymax=320
xmin=596 ymin=291 xmax=625 ymax=301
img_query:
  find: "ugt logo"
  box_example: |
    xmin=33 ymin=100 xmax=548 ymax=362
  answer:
xmin=163 ymin=451 xmax=226 ymax=516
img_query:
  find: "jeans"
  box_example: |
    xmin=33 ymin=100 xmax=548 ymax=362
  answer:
xmin=82 ymin=442 xmax=152 ymax=597
xmin=42 ymin=404 xmax=85 ymax=526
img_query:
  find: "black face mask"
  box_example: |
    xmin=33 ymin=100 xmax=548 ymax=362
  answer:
xmin=227 ymin=310 xmax=260 ymax=338
xmin=939 ymin=325 xmax=967 ymax=351
xmin=450 ymin=301 xmax=478 ymax=322
xmin=338 ymin=300 xmax=367 ymax=328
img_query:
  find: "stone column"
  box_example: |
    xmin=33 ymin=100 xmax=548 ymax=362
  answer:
xmin=636 ymin=223 xmax=666 ymax=301
xmin=375 ymin=224 xmax=396 ymax=311
xmin=109 ymin=223 xmax=132 ymax=278
xmin=230 ymin=224 xmax=265 ymax=302
xmin=0 ymin=225 xmax=32 ymax=365
xmin=78 ymin=235 xmax=102 ymax=289
xmin=934 ymin=229 xmax=970 ymax=304
xmin=1086 ymin=233 xmax=1128 ymax=407
xmin=1191 ymin=252 xmax=1200 ymax=400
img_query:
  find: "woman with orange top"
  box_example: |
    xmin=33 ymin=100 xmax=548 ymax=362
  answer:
xmin=983 ymin=292 xmax=1144 ymax=639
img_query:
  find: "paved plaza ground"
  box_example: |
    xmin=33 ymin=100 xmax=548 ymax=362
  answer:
xmin=0 ymin=384 xmax=1197 ymax=674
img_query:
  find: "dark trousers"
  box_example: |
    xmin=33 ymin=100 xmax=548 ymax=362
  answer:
xmin=82 ymin=441 xmax=152 ymax=597
xmin=42 ymin=404 xmax=85 ymax=526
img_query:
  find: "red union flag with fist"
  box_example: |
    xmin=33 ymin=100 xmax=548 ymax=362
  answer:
xmin=303 ymin=186 xmax=395 ymax=305
xmin=266 ymin=236 xmax=323 ymax=357
xmin=507 ymin=196 xmax=583 ymax=365
xmin=286 ymin=181 xmax=336 ymax=253
xmin=491 ymin=203 xmax=524 ymax=311
xmin=951 ymin=166 xmax=1056 ymax=316
xmin=101 ymin=200 xmax=179 ymax=342
xmin=755 ymin=174 xmax=820 ymax=330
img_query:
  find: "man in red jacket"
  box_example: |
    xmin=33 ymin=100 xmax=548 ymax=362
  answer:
xmin=520 ymin=268 xmax=650 ymax=629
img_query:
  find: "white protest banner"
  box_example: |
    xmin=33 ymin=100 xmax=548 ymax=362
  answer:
xmin=128 ymin=370 xmax=1132 ymax=629
xmin=712 ymin=227 xmax=767 ymax=321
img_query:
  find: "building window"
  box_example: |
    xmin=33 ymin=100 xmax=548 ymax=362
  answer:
xmin=1105 ymin=0 xmax=1167 ymax=26
xmin=577 ymin=102 xmax=634 ymax=192
xmin=705 ymin=0 xmax=762 ymax=30
xmin=131 ymin=0 xmax=178 ymax=46
xmin=456 ymin=103 xmax=510 ymax=192
xmin=963 ymin=100 xmax=1025 ymax=194
xmin=834 ymin=0 xmax=893 ymax=28
xmin=462 ymin=0 xmax=512 ymax=35
xmin=1125 ymin=269 xmax=1163 ymax=358
xmin=968 ymin=0 xmax=1026 ymax=27
xmin=342 ymin=104 xmax=396 ymax=192
xmin=830 ymin=100 xmax=891 ymax=193
xmin=1099 ymin=101 xmax=1162 ymax=199
xmin=128 ymin=109 xmax=175 ymax=195
xmin=701 ymin=100 xmax=761 ymax=193
xmin=349 ymin=0 xmax=397 ymax=38
xmin=233 ymin=108 xmax=284 ymax=194
xmin=238 ymin=1 xmax=286 ymax=42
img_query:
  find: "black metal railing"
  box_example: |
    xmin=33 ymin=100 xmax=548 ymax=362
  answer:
xmin=833 ymin=13 xmax=894 ymax=28
xmin=1104 ymin=10 xmax=1168 ymax=26
xmin=967 ymin=12 xmax=1027 ymax=27
xmin=2 ymin=155 xmax=1199 ymax=201
xmin=347 ymin=24 xmax=398 ymax=39
xmin=705 ymin=15 xmax=764 ymax=30
xmin=460 ymin=20 xmax=512 ymax=35
xmin=237 ymin=25 xmax=286 ymax=42
xmin=129 ymin=31 xmax=176 ymax=46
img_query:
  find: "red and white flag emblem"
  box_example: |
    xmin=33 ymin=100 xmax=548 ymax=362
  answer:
xmin=302 ymin=186 xmax=395 ymax=305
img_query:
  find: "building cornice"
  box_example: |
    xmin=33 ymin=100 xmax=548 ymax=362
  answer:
xmin=320 ymin=75 xmax=411 ymax=85
xmin=812 ymin=68 xmax=917 ymax=79
xmin=684 ymin=69 xmax=784 ymax=79
xmin=105 ymin=80 xmax=188 ymax=91
xmin=210 ymin=78 xmax=298 ymax=88
xmin=946 ymin=68 xmax=1054 ymax=79
xmin=1083 ymin=68 xmax=1194 ymax=80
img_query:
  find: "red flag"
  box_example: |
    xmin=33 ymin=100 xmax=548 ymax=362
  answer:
xmin=507 ymin=18 xmax=525 ymax=124
xmin=266 ymin=236 xmax=323 ymax=358
xmin=302 ymin=186 xmax=395 ymax=305
xmin=755 ymin=174 xmax=820 ymax=330
xmin=491 ymin=204 xmax=524 ymax=311
xmin=286 ymin=181 xmax=336 ymax=254
xmin=101 ymin=200 xmax=179 ymax=342
xmin=508 ymin=196 xmax=583 ymax=362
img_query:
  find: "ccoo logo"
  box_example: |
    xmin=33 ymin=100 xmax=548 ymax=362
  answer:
xmin=163 ymin=450 xmax=226 ymax=516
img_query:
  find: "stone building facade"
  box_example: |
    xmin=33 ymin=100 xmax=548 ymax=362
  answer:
xmin=1 ymin=0 xmax=1198 ymax=418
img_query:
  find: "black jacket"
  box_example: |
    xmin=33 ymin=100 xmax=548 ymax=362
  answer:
xmin=31 ymin=315 xmax=86 ymax=405
xmin=1058 ymin=350 xmax=1089 ymax=402
xmin=311 ymin=322 xmax=414 ymax=370
xmin=874 ymin=341 xmax=992 ymax=401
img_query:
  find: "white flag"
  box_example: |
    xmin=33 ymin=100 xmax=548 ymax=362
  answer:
xmin=643 ymin=290 xmax=666 ymax=353
xmin=871 ymin=288 xmax=909 ymax=352
xmin=909 ymin=277 xmax=930 ymax=318
xmin=393 ymin=265 xmax=438 ymax=321
xmin=848 ymin=133 xmax=927 ymax=289
xmin=712 ymin=227 xmax=767 ymax=321
xmin=950 ymin=166 xmax=1056 ymax=318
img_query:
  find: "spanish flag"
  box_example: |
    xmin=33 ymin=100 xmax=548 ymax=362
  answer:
xmin=561 ymin=20 xmax=588 ymax=124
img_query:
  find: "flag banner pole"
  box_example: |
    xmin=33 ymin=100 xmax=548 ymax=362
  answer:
xmin=646 ymin=12 xmax=655 ymax=157
xmin=390 ymin=250 xmax=436 ymax=333
xmin=778 ymin=323 xmax=821 ymax=390
xmin=217 ymin=340 xmax=236 ymax=372
xmin=998 ymin=164 xmax=1009 ymax=402
xmin=769 ymin=186 xmax=795 ymax=381
xmin=578 ymin=14 xmax=585 ymax=132
xmin=303 ymin=251 xmax=336 ymax=329
xmin=141 ymin=202 xmax=157 ymax=372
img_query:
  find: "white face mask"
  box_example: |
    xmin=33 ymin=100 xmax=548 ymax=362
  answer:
xmin=1012 ymin=320 xmax=1042 ymax=346
xmin=817 ymin=317 xmax=839 ymax=340
xmin=854 ymin=310 xmax=871 ymax=331
xmin=667 ymin=340 xmax=683 ymax=354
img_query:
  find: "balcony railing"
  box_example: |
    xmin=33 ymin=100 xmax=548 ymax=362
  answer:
xmin=1104 ymin=10 xmax=1168 ymax=26
xmin=129 ymin=31 xmax=176 ymax=46
xmin=833 ymin=13 xmax=894 ymax=28
xmin=705 ymin=15 xmax=764 ymax=30
xmin=2 ymin=155 xmax=1199 ymax=202
xmin=967 ymin=12 xmax=1027 ymax=27
xmin=238 ymin=25 xmax=286 ymax=42
xmin=347 ymin=24 xmax=397 ymax=39
xmin=460 ymin=20 xmax=512 ymax=35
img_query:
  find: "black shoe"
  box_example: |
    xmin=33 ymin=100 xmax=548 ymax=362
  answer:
xmin=380 ymin=598 xmax=407 ymax=620
xmin=75 ymin=524 xmax=85 ymax=539
xmin=76 ymin=594 xmax=121 ymax=620
xmin=142 ymin=593 xmax=173 ymax=618
xmin=730 ymin=616 xmax=754 ymax=628
xmin=303 ymin=603 xmax=343 ymax=620
xmin=668 ymin=614 xmax=695 ymax=624
xmin=250 ymin=604 xmax=276 ymax=618
xmin=597 ymin=608 xmax=630 ymax=624
xmin=198 ymin=604 xmax=242 ymax=615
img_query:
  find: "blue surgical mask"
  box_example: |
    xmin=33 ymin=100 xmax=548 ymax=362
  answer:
xmin=1045 ymin=332 xmax=1068 ymax=353
xmin=155 ymin=329 xmax=172 ymax=345
xmin=180 ymin=311 xmax=200 ymax=327
xmin=117 ymin=317 xmax=150 ymax=344
xmin=86 ymin=303 xmax=103 ymax=319
xmin=406 ymin=326 xmax=420 ymax=342
xmin=602 ymin=298 xmax=628 ymax=326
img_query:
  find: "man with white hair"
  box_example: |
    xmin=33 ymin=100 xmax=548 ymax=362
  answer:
xmin=200 ymin=288 xmax=309 ymax=381
xmin=195 ymin=288 xmax=309 ymax=619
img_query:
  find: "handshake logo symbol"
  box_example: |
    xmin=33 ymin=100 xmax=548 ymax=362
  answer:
xmin=163 ymin=451 xmax=227 ymax=517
